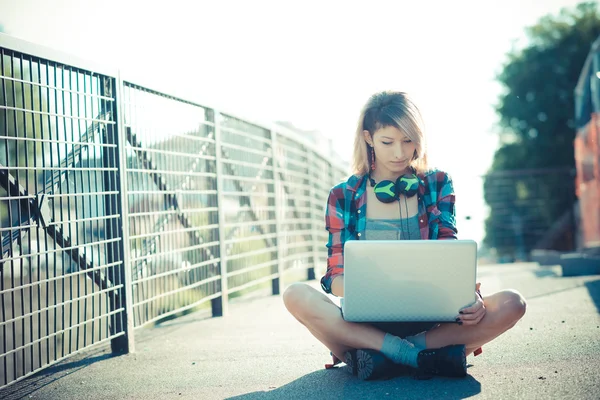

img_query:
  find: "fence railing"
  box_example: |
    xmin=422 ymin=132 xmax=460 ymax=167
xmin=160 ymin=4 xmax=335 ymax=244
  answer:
xmin=0 ymin=34 xmax=347 ymax=388
xmin=480 ymin=167 xmax=577 ymax=263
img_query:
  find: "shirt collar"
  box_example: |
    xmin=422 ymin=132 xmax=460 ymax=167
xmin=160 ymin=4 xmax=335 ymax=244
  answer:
xmin=345 ymin=174 xmax=366 ymax=192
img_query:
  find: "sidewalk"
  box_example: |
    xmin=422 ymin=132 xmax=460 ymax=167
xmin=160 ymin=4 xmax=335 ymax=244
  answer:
xmin=2 ymin=263 xmax=600 ymax=400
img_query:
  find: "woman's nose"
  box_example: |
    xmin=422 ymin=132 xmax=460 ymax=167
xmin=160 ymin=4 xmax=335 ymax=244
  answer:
xmin=394 ymin=143 xmax=404 ymax=158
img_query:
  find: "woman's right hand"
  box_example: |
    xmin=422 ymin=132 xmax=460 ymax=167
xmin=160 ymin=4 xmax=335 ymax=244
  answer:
xmin=457 ymin=282 xmax=486 ymax=325
xmin=331 ymin=275 xmax=344 ymax=297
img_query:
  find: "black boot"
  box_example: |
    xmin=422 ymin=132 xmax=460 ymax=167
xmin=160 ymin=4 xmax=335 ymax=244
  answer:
xmin=416 ymin=344 xmax=467 ymax=378
xmin=344 ymin=349 xmax=398 ymax=380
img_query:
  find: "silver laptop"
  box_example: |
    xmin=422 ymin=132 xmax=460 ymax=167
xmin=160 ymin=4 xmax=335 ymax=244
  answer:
xmin=341 ymin=240 xmax=477 ymax=323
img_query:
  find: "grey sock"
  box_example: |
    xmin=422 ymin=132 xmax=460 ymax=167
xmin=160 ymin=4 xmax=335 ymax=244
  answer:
xmin=379 ymin=333 xmax=420 ymax=368
xmin=405 ymin=331 xmax=427 ymax=350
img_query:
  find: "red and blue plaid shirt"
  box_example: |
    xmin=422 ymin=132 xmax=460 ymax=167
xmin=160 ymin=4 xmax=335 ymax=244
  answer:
xmin=320 ymin=169 xmax=458 ymax=294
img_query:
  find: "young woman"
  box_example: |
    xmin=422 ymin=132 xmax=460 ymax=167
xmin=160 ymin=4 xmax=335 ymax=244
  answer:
xmin=283 ymin=91 xmax=527 ymax=380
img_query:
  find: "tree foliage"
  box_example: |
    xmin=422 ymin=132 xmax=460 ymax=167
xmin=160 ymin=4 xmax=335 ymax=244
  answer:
xmin=484 ymin=2 xmax=600 ymax=258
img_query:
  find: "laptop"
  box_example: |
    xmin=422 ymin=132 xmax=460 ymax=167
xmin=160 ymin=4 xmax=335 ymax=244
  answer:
xmin=341 ymin=240 xmax=478 ymax=323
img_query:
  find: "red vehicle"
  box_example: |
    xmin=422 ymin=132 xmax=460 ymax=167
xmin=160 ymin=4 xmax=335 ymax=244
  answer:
xmin=574 ymin=36 xmax=600 ymax=251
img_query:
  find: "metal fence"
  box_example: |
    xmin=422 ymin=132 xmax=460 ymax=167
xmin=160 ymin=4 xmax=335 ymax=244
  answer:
xmin=0 ymin=34 xmax=347 ymax=388
xmin=480 ymin=167 xmax=577 ymax=263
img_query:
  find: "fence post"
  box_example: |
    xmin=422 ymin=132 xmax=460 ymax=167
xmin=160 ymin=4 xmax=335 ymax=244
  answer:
xmin=307 ymin=149 xmax=316 ymax=281
xmin=211 ymin=110 xmax=229 ymax=317
xmin=271 ymin=129 xmax=284 ymax=295
xmin=102 ymin=74 xmax=134 ymax=353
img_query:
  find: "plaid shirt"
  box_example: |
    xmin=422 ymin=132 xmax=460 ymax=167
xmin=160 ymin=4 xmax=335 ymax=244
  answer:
xmin=320 ymin=169 xmax=458 ymax=294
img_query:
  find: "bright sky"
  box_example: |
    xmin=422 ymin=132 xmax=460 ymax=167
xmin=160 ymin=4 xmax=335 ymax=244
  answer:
xmin=0 ymin=0 xmax=586 ymax=243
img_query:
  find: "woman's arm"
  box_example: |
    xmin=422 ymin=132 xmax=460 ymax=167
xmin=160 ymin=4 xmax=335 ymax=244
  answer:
xmin=320 ymin=186 xmax=348 ymax=296
xmin=433 ymin=171 xmax=458 ymax=240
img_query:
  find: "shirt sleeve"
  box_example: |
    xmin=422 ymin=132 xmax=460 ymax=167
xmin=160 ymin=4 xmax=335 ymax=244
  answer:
xmin=435 ymin=171 xmax=458 ymax=240
xmin=320 ymin=186 xmax=347 ymax=294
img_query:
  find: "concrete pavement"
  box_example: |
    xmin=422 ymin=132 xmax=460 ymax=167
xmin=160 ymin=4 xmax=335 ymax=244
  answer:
xmin=1 ymin=262 xmax=600 ymax=399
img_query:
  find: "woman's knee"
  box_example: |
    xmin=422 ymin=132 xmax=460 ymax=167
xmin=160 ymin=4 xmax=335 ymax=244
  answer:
xmin=283 ymin=283 xmax=313 ymax=315
xmin=497 ymin=289 xmax=527 ymax=326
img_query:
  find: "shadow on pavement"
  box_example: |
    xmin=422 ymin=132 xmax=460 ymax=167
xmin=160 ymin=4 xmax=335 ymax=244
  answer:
xmin=532 ymin=268 xmax=560 ymax=278
xmin=584 ymin=279 xmax=600 ymax=313
xmin=227 ymin=367 xmax=481 ymax=400
xmin=150 ymin=308 xmax=213 ymax=330
xmin=0 ymin=349 xmax=115 ymax=400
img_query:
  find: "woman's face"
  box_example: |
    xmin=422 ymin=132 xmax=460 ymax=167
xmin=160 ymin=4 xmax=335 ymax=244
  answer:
xmin=364 ymin=125 xmax=416 ymax=177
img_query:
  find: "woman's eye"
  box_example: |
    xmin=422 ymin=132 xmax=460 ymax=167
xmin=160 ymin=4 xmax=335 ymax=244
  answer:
xmin=403 ymin=140 xmax=412 ymax=143
xmin=382 ymin=141 xmax=392 ymax=145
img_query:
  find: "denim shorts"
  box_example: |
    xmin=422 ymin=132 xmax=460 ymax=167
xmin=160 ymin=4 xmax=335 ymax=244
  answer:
xmin=368 ymin=321 xmax=438 ymax=338
xmin=339 ymin=304 xmax=438 ymax=338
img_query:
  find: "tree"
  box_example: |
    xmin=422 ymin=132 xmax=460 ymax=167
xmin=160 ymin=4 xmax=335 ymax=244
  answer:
xmin=484 ymin=2 xmax=600 ymax=258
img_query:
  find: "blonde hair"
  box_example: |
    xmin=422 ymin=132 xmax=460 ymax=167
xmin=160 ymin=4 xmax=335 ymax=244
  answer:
xmin=351 ymin=91 xmax=428 ymax=176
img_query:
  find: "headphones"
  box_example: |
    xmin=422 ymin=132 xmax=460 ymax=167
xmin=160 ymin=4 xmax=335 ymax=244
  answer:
xmin=368 ymin=173 xmax=420 ymax=203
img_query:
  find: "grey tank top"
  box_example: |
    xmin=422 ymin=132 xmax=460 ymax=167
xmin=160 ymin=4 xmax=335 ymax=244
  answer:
xmin=365 ymin=215 xmax=421 ymax=240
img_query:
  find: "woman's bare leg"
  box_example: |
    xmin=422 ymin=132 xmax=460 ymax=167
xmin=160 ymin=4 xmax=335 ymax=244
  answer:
xmin=424 ymin=290 xmax=527 ymax=355
xmin=283 ymin=282 xmax=386 ymax=361
xmin=284 ymin=283 xmax=526 ymax=363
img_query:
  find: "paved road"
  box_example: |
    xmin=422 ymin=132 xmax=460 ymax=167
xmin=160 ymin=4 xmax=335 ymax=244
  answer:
xmin=2 ymin=263 xmax=600 ymax=399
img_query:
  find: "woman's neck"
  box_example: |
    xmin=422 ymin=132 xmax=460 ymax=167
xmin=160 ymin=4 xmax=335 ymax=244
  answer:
xmin=369 ymin=169 xmax=411 ymax=183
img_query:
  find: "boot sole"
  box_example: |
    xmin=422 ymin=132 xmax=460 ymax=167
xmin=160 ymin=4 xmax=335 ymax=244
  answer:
xmin=457 ymin=345 xmax=467 ymax=377
xmin=345 ymin=349 xmax=406 ymax=380
xmin=356 ymin=349 xmax=391 ymax=381
xmin=445 ymin=344 xmax=467 ymax=378
xmin=344 ymin=350 xmax=358 ymax=376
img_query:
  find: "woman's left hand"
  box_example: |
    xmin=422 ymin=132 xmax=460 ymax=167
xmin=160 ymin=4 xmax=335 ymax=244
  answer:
xmin=457 ymin=282 xmax=486 ymax=326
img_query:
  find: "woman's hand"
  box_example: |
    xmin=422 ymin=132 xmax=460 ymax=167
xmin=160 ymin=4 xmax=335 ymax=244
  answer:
xmin=456 ymin=282 xmax=485 ymax=326
xmin=331 ymin=275 xmax=345 ymax=297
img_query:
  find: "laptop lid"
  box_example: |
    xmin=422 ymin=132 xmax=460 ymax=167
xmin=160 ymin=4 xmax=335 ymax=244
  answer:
xmin=342 ymin=240 xmax=477 ymax=323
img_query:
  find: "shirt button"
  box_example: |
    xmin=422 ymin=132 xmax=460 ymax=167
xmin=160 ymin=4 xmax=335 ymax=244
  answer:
xmin=420 ymin=219 xmax=423 ymax=223
xmin=357 ymin=233 xmax=362 ymax=237
xmin=357 ymin=209 xmax=361 ymax=214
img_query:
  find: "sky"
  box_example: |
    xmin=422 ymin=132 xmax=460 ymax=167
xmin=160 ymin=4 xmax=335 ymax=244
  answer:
xmin=0 ymin=0 xmax=588 ymax=243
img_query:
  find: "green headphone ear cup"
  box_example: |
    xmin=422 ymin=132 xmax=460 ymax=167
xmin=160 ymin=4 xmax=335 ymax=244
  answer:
xmin=373 ymin=180 xmax=397 ymax=203
xmin=396 ymin=174 xmax=419 ymax=198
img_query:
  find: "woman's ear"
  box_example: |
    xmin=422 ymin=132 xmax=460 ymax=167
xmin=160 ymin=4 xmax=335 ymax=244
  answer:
xmin=362 ymin=130 xmax=373 ymax=147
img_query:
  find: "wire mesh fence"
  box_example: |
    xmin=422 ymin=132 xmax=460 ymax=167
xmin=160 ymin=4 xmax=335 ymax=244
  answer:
xmin=122 ymin=84 xmax=221 ymax=328
xmin=0 ymin=45 xmax=127 ymax=387
xmin=275 ymin=135 xmax=315 ymax=278
xmin=219 ymin=114 xmax=278 ymax=299
xmin=0 ymin=35 xmax=347 ymax=388
xmin=480 ymin=168 xmax=577 ymax=263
